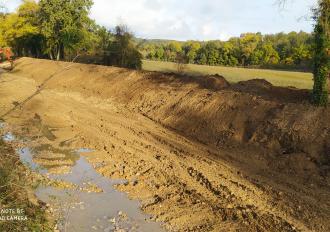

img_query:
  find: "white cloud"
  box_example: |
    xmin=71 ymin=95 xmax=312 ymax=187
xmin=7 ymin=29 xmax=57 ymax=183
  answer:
xmin=90 ymin=0 xmax=317 ymax=40
xmin=4 ymin=0 xmax=317 ymax=41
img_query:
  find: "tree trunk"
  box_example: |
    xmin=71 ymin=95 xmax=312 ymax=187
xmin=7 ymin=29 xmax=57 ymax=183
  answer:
xmin=49 ymin=51 xmax=53 ymax=60
xmin=60 ymin=43 xmax=65 ymax=60
xmin=56 ymin=45 xmax=60 ymax=61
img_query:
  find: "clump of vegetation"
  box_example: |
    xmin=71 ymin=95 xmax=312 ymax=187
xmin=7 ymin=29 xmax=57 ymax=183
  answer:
xmin=0 ymin=139 xmax=53 ymax=231
xmin=105 ymin=25 xmax=142 ymax=70
xmin=0 ymin=0 xmax=142 ymax=69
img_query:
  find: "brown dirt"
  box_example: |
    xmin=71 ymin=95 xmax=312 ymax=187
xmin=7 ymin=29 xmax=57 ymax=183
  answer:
xmin=0 ymin=57 xmax=329 ymax=232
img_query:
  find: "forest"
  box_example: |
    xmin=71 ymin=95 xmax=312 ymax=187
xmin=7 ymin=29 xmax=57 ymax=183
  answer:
xmin=138 ymin=31 xmax=313 ymax=71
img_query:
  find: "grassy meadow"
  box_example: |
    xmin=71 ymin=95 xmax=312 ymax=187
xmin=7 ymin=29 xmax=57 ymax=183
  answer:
xmin=142 ymin=60 xmax=314 ymax=90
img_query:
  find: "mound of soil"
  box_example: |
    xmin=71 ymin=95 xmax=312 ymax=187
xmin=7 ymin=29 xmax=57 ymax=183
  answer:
xmin=11 ymin=58 xmax=330 ymax=166
xmin=231 ymin=79 xmax=310 ymax=103
xmin=237 ymin=78 xmax=273 ymax=89
xmin=197 ymin=74 xmax=230 ymax=90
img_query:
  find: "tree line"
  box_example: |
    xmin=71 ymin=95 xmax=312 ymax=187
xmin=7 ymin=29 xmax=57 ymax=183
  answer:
xmin=139 ymin=31 xmax=313 ymax=71
xmin=0 ymin=0 xmax=142 ymax=69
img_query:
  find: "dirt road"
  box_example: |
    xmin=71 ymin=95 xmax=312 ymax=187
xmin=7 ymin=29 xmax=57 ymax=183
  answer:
xmin=0 ymin=58 xmax=329 ymax=231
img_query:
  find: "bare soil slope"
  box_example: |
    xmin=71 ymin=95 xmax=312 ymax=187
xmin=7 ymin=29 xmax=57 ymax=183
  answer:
xmin=0 ymin=57 xmax=329 ymax=231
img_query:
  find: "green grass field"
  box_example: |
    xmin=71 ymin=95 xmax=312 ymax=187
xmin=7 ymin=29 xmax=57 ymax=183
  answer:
xmin=142 ymin=60 xmax=314 ymax=89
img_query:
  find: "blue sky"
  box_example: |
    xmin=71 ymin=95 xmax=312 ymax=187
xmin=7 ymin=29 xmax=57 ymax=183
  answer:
xmin=3 ymin=0 xmax=317 ymax=41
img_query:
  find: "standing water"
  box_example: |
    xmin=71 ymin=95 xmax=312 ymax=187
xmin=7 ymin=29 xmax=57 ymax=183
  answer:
xmin=2 ymin=129 xmax=165 ymax=232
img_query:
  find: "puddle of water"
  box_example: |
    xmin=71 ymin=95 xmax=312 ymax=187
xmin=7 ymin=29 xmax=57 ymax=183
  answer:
xmin=33 ymin=144 xmax=80 ymax=165
xmin=2 ymin=132 xmax=15 ymax=142
xmin=1 ymin=123 xmax=165 ymax=231
xmin=18 ymin=147 xmax=48 ymax=174
xmin=76 ymin=148 xmax=94 ymax=153
xmin=17 ymin=147 xmax=165 ymax=232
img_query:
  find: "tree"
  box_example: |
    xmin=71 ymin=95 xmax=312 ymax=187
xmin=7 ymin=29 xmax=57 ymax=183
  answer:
xmin=195 ymin=45 xmax=207 ymax=65
xmin=94 ymin=26 xmax=112 ymax=62
xmin=163 ymin=42 xmax=182 ymax=62
xmin=106 ymin=25 xmax=142 ymax=69
xmin=168 ymin=41 xmax=182 ymax=53
xmin=155 ymin=46 xmax=165 ymax=60
xmin=239 ymin=33 xmax=262 ymax=66
xmin=311 ymin=0 xmax=330 ymax=105
xmin=292 ymin=44 xmax=311 ymax=65
xmin=183 ymin=41 xmax=200 ymax=63
xmin=261 ymin=43 xmax=280 ymax=64
xmin=218 ymin=42 xmax=238 ymax=66
xmin=38 ymin=0 xmax=93 ymax=60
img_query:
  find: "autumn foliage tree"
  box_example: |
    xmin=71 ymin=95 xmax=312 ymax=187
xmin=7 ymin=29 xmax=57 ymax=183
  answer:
xmin=0 ymin=0 xmax=42 ymax=57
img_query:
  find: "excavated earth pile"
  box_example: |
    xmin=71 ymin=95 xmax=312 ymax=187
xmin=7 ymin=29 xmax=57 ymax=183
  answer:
xmin=0 ymin=57 xmax=329 ymax=232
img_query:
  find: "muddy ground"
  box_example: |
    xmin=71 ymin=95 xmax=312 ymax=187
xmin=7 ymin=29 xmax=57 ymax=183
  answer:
xmin=0 ymin=57 xmax=329 ymax=232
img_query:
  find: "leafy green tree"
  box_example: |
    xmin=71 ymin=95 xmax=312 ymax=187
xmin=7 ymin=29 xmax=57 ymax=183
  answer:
xmin=106 ymin=25 xmax=142 ymax=69
xmin=89 ymin=25 xmax=112 ymax=63
xmin=183 ymin=41 xmax=201 ymax=63
xmin=261 ymin=43 xmax=280 ymax=64
xmin=239 ymin=33 xmax=262 ymax=65
xmin=38 ymin=0 xmax=93 ymax=60
xmin=311 ymin=0 xmax=330 ymax=105
xmin=0 ymin=0 xmax=42 ymax=57
xmin=195 ymin=45 xmax=207 ymax=65
xmin=144 ymin=44 xmax=156 ymax=59
xmin=250 ymin=49 xmax=264 ymax=65
xmin=206 ymin=42 xmax=220 ymax=65
xmin=155 ymin=46 xmax=165 ymax=60
xmin=162 ymin=42 xmax=182 ymax=62
xmin=292 ymin=44 xmax=311 ymax=65
xmin=195 ymin=42 xmax=220 ymax=66
xmin=168 ymin=41 xmax=182 ymax=53
xmin=218 ymin=42 xmax=238 ymax=66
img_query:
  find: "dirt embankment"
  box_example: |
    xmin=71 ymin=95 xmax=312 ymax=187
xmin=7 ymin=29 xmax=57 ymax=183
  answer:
xmin=12 ymin=58 xmax=329 ymax=165
xmin=3 ymin=57 xmax=330 ymax=231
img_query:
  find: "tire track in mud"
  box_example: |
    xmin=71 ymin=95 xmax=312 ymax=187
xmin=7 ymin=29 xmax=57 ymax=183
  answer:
xmin=111 ymin=120 xmax=311 ymax=231
xmin=32 ymin=99 xmax=312 ymax=231
xmin=186 ymin=167 xmax=296 ymax=231
xmin=89 ymin=113 xmax=306 ymax=231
